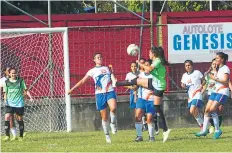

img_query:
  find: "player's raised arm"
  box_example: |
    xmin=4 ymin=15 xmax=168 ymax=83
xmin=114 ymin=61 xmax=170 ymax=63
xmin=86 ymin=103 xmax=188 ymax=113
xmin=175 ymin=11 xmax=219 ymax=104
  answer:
xmin=68 ymin=75 xmax=90 ymax=95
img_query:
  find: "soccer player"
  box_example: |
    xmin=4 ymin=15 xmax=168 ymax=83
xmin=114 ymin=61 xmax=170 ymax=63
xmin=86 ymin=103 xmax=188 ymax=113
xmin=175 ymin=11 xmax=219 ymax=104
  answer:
xmin=68 ymin=53 xmax=117 ymax=144
xmin=112 ymin=46 xmax=171 ymax=143
xmin=134 ymin=59 xmax=155 ymax=142
xmin=1 ymin=66 xmax=18 ymax=140
xmin=181 ymin=60 xmax=205 ymax=131
xmin=138 ymin=58 xmax=149 ymax=131
xmin=3 ymin=67 xmax=33 ymax=141
xmin=138 ymin=58 xmax=145 ymax=73
xmin=125 ymin=62 xmax=139 ymax=111
xmin=196 ymin=52 xmax=230 ymax=139
xmin=201 ymin=59 xmax=222 ymax=134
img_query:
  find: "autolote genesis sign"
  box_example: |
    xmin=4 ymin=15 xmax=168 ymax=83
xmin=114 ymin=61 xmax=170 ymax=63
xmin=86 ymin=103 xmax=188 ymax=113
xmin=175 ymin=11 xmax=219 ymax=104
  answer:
xmin=168 ymin=22 xmax=232 ymax=63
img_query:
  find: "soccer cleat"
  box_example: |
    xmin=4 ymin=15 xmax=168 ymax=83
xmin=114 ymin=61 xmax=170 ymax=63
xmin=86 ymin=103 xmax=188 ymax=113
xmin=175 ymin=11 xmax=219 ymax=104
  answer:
xmin=3 ymin=136 xmax=10 ymax=141
xmin=195 ymin=130 xmax=208 ymax=137
xmin=10 ymin=136 xmax=18 ymax=141
xmin=105 ymin=135 xmax=111 ymax=144
xmin=213 ymin=130 xmax=222 ymax=139
xmin=209 ymin=126 xmax=215 ymax=134
xmin=110 ymin=123 xmax=117 ymax=134
xmin=23 ymin=132 xmax=27 ymax=137
xmin=142 ymin=124 xmax=148 ymax=131
xmin=18 ymin=137 xmax=23 ymax=142
xmin=135 ymin=136 xmax=143 ymax=142
xmin=155 ymin=130 xmax=159 ymax=135
xmin=149 ymin=137 xmax=155 ymax=142
xmin=111 ymin=74 xmax=117 ymax=88
xmin=163 ymin=129 xmax=171 ymax=143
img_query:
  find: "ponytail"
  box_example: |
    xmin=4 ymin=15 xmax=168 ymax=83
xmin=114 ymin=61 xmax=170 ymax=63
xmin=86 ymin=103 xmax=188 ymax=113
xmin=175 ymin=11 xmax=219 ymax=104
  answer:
xmin=157 ymin=47 xmax=169 ymax=66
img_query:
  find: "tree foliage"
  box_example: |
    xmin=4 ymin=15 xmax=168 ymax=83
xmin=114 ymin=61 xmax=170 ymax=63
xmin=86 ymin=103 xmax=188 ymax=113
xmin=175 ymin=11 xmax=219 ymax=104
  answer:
xmin=1 ymin=0 xmax=232 ymax=16
xmin=167 ymin=0 xmax=232 ymax=12
xmin=1 ymin=1 xmax=85 ymax=15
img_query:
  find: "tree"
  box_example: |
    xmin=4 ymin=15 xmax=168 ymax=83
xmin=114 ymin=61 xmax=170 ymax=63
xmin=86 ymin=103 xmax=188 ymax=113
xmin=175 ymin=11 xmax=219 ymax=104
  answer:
xmin=1 ymin=0 xmax=231 ymax=16
xmin=167 ymin=0 xmax=232 ymax=12
xmin=1 ymin=1 xmax=84 ymax=16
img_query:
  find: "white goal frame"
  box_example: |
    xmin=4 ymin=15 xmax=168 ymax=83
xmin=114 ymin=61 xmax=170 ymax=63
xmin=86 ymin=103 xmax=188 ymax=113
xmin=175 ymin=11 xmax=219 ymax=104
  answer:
xmin=0 ymin=27 xmax=72 ymax=132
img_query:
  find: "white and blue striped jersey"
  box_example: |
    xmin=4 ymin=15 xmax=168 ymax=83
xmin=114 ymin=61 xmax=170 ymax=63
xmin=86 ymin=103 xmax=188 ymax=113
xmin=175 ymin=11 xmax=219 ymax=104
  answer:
xmin=86 ymin=66 xmax=114 ymax=94
xmin=137 ymin=72 xmax=154 ymax=101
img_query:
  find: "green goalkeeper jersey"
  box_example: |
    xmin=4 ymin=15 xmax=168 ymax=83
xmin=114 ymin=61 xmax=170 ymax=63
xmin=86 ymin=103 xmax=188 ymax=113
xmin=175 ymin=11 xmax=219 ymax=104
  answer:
xmin=150 ymin=58 xmax=166 ymax=90
xmin=4 ymin=78 xmax=27 ymax=107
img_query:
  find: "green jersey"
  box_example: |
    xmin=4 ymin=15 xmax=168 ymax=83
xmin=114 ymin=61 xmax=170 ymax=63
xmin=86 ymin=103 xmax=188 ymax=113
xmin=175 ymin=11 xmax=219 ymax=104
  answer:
xmin=3 ymin=78 xmax=27 ymax=107
xmin=150 ymin=58 xmax=166 ymax=90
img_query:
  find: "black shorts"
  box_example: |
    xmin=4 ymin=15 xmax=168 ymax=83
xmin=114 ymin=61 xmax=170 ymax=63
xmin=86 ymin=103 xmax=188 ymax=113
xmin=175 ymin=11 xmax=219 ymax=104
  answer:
xmin=148 ymin=78 xmax=165 ymax=97
xmin=5 ymin=106 xmax=24 ymax=116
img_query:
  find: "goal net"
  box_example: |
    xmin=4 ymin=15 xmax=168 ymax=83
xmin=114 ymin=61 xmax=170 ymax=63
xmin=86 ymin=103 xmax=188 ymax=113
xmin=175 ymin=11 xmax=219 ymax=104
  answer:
xmin=0 ymin=28 xmax=71 ymax=132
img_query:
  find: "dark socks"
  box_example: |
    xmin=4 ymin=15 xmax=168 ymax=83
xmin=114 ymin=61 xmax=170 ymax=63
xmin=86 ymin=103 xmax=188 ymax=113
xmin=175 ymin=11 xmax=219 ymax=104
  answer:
xmin=153 ymin=114 xmax=159 ymax=131
xmin=5 ymin=121 xmax=10 ymax=137
xmin=18 ymin=120 xmax=24 ymax=137
xmin=116 ymin=78 xmax=137 ymax=86
xmin=155 ymin=105 xmax=168 ymax=132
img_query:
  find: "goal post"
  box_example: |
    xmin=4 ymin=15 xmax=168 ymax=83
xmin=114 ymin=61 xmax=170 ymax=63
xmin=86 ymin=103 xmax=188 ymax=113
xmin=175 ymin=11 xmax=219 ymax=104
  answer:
xmin=0 ymin=27 xmax=71 ymax=132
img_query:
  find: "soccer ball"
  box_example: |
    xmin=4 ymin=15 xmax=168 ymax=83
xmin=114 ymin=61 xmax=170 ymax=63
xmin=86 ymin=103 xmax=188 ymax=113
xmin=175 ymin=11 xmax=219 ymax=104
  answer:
xmin=127 ymin=44 xmax=139 ymax=56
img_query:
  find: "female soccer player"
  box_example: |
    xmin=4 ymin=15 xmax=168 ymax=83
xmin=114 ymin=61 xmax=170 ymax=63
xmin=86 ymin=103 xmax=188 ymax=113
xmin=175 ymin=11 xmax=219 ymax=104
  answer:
xmin=134 ymin=59 xmax=155 ymax=142
xmin=138 ymin=58 xmax=145 ymax=73
xmin=1 ymin=66 xmax=17 ymax=140
xmin=125 ymin=62 xmax=139 ymax=110
xmin=68 ymin=53 xmax=117 ymax=144
xmin=196 ymin=52 xmax=230 ymax=139
xmin=201 ymin=59 xmax=222 ymax=134
xmin=181 ymin=60 xmax=205 ymax=130
xmin=137 ymin=58 xmax=149 ymax=131
xmin=113 ymin=46 xmax=171 ymax=143
xmin=3 ymin=67 xmax=33 ymax=141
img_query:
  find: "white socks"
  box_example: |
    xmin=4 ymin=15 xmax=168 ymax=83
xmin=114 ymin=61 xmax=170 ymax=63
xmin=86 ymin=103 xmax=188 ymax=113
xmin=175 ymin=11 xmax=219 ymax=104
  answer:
xmin=135 ymin=122 xmax=143 ymax=137
xmin=211 ymin=112 xmax=220 ymax=132
xmin=110 ymin=112 xmax=116 ymax=124
xmin=202 ymin=115 xmax=210 ymax=133
xmin=102 ymin=120 xmax=109 ymax=135
xmin=11 ymin=127 xmax=17 ymax=137
xmin=195 ymin=114 xmax=204 ymax=127
xmin=148 ymin=123 xmax=154 ymax=138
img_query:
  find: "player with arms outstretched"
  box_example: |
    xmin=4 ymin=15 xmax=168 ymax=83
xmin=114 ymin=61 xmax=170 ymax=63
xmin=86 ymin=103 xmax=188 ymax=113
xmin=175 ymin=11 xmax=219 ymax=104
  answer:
xmin=68 ymin=53 xmax=117 ymax=144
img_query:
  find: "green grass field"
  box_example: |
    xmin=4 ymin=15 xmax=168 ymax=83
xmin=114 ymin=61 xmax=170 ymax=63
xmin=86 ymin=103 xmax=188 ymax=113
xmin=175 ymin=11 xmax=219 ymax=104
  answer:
xmin=1 ymin=126 xmax=232 ymax=152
